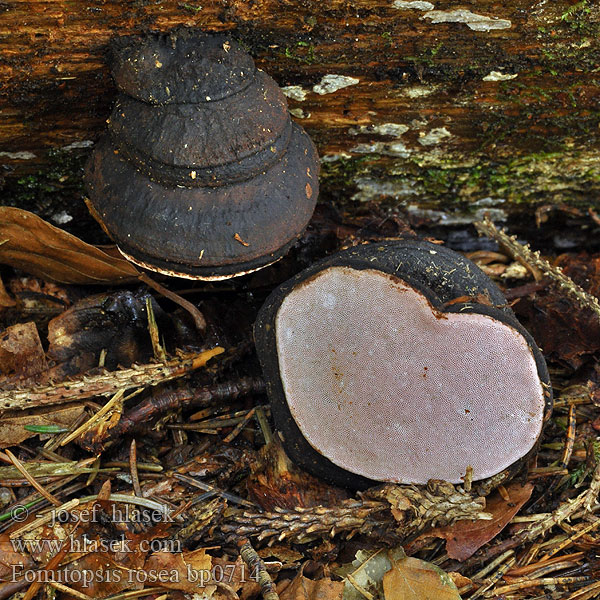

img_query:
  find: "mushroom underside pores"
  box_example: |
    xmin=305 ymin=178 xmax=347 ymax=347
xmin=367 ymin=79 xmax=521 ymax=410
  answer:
xmin=255 ymin=240 xmax=552 ymax=490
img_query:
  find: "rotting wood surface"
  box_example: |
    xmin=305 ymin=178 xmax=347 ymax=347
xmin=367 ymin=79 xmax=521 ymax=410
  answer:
xmin=1 ymin=0 xmax=599 ymax=233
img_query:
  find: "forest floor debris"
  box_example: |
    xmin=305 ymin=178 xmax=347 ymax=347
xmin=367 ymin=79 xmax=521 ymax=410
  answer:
xmin=1 ymin=206 xmax=600 ymax=599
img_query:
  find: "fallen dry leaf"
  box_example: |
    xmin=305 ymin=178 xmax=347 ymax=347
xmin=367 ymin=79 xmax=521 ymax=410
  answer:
xmin=416 ymin=482 xmax=534 ymax=561
xmin=259 ymin=545 xmax=304 ymax=566
xmin=340 ymin=547 xmax=405 ymax=600
xmin=383 ymin=557 xmax=462 ymax=600
xmin=557 ymin=252 xmax=600 ymax=299
xmin=144 ymin=547 xmax=216 ymax=594
xmin=64 ymin=552 xmax=142 ymax=597
xmin=0 ymin=207 xmax=139 ymax=284
xmin=0 ymin=532 xmax=35 ymax=579
xmin=0 ymin=276 xmax=15 ymax=307
xmin=0 ymin=322 xmax=47 ymax=382
xmin=0 ymin=404 xmax=86 ymax=448
xmin=516 ymin=291 xmax=600 ymax=369
xmin=211 ymin=555 xmax=247 ymax=591
xmin=448 ymin=572 xmax=472 ymax=590
xmin=512 ymin=251 xmax=600 ymax=370
xmin=280 ymin=572 xmax=344 ymax=600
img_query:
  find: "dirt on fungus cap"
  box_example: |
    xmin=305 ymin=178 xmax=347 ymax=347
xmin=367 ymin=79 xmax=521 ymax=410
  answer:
xmin=84 ymin=30 xmax=319 ymax=281
xmin=254 ymin=240 xmax=552 ymax=490
xmin=110 ymin=31 xmax=256 ymax=105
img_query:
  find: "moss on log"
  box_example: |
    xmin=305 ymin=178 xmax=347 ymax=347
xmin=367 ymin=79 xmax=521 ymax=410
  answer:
xmin=1 ymin=0 xmax=599 ymax=237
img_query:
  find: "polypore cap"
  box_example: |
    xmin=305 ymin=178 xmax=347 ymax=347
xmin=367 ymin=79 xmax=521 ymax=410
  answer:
xmin=84 ymin=30 xmax=319 ymax=281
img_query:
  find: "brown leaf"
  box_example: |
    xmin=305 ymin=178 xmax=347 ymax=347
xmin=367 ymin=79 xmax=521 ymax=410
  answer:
xmin=144 ymin=548 xmax=215 ymax=594
xmin=211 ymin=555 xmax=247 ymax=591
xmin=448 ymin=572 xmax=472 ymax=590
xmin=419 ymin=482 xmax=533 ymax=561
xmin=382 ymin=557 xmax=461 ymax=600
xmin=0 ymin=532 xmax=35 ymax=579
xmin=557 ymin=252 xmax=600 ymax=299
xmin=258 ymin=545 xmax=304 ymax=566
xmin=63 ymin=550 xmax=143 ymax=597
xmin=517 ymin=292 xmax=600 ymax=369
xmin=0 ymin=276 xmax=15 ymax=307
xmin=98 ymin=479 xmax=112 ymax=501
xmin=513 ymin=252 xmax=600 ymax=369
xmin=280 ymin=573 xmax=344 ymax=600
xmin=0 ymin=207 xmax=139 ymax=284
xmin=0 ymin=404 xmax=85 ymax=448
xmin=0 ymin=322 xmax=47 ymax=381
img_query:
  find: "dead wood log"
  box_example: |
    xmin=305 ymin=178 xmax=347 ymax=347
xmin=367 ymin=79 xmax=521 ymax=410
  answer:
xmin=1 ymin=1 xmax=599 ymax=237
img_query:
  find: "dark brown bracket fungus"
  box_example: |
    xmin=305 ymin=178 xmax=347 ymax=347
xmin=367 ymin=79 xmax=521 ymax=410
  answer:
xmin=84 ymin=30 xmax=319 ymax=280
xmin=255 ymin=240 xmax=552 ymax=490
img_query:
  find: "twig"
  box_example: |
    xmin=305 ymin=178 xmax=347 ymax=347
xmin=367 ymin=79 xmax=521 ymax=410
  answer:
xmin=0 ymin=347 xmax=223 ymax=410
xmin=566 ymin=580 xmax=600 ymax=600
xmin=173 ymin=473 xmax=257 ymax=508
xmin=190 ymin=406 xmax=257 ymax=423
xmin=475 ymin=216 xmax=600 ymax=320
xmin=146 ymin=297 xmax=166 ymax=361
xmin=584 ymin=458 xmax=600 ymax=511
xmin=86 ymin=457 xmax=101 ymax=486
xmin=492 ymin=576 xmax=591 ymax=596
xmin=103 ymin=461 xmax=162 ymax=472
xmin=471 ymin=549 xmax=515 ymax=582
xmin=98 ymin=588 xmax=165 ymax=600
xmin=139 ymin=273 xmax=206 ymax=331
xmin=169 ymin=416 xmax=250 ymax=430
xmin=44 ymin=412 xmax=89 ymax=452
xmin=238 ymin=538 xmax=280 ymax=600
xmin=130 ymin=439 xmax=142 ymax=497
xmin=3 ymin=450 xmax=61 ymax=506
xmin=561 ymin=403 xmax=577 ymax=470
xmin=0 ymin=578 xmax=30 ymax=600
xmin=0 ymin=472 xmax=86 ymax=523
xmin=541 ymin=517 xmax=600 ymax=561
xmin=60 ymin=389 xmax=124 ymax=446
xmin=507 ymin=552 xmax=584 ymax=577
xmin=223 ymin=501 xmax=391 ymax=544
xmin=9 ymin=498 xmax=80 ymax=539
xmin=255 ymin=406 xmax=273 ymax=445
xmin=48 ymin=581 xmax=94 ymax=600
xmin=469 ymin=556 xmax=516 ymax=600
xmin=71 ymin=494 xmax=171 ymax=520
xmin=105 ymin=376 xmax=265 ymax=440
xmin=223 ymin=407 xmax=256 ymax=443
xmin=223 ymin=482 xmax=488 ymax=545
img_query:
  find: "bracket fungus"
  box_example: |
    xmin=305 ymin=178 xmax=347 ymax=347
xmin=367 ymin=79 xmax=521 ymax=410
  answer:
xmin=84 ymin=30 xmax=319 ymax=280
xmin=255 ymin=240 xmax=552 ymax=489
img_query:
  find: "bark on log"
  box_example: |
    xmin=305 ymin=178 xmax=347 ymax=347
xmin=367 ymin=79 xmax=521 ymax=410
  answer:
xmin=1 ymin=0 xmax=599 ymax=243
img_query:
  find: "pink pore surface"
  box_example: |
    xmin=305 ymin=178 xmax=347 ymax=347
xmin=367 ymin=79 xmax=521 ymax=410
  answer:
xmin=275 ymin=266 xmax=546 ymax=484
